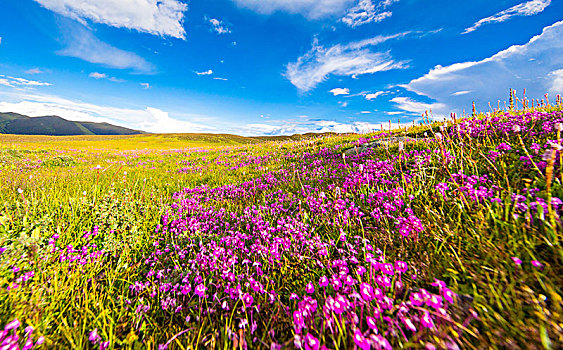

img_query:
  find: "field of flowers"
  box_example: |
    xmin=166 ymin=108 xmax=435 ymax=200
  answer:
xmin=1 ymin=100 xmax=563 ymax=349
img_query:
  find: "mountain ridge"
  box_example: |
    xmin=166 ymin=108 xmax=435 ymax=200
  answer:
xmin=0 ymin=112 xmax=145 ymax=136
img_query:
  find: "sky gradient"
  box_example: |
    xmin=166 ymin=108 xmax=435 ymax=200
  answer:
xmin=0 ymin=0 xmax=562 ymax=135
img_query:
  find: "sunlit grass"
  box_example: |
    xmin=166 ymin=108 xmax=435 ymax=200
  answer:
xmin=1 ymin=104 xmax=562 ymax=349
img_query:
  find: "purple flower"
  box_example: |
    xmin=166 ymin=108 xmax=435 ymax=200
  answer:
xmin=4 ymin=319 xmax=20 ymax=330
xmin=194 ymin=284 xmax=207 ymax=298
xmin=366 ymin=316 xmax=378 ymax=332
xmin=242 ymin=293 xmax=253 ymax=308
xmin=531 ymin=260 xmax=543 ymax=268
xmin=353 ymin=329 xmax=371 ymax=350
xmin=512 ymin=257 xmax=522 ymax=266
xmin=304 ymin=333 xmax=320 ymax=350
xmin=89 ymin=329 xmax=101 ymax=344
xmin=306 ymin=282 xmax=315 ymax=294
xmin=431 ymin=279 xmax=446 ymax=290
xmin=421 ymin=312 xmax=434 ymax=328
xmin=359 ymin=283 xmax=374 ymax=302
xmin=394 ymin=261 xmax=408 ymax=273
xmin=319 ymin=276 xmax=329 ymax=287
xmin=180 ymin=284 xmax=191 ymax=295
xmin=293 ymin=310 xmax=305 ymax=333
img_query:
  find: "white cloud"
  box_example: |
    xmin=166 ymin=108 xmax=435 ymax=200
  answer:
xmin=390 ymin=96 xmax=446 ymax=114
xmin=329 ymin=87 xmax=350 ymax=95
xmin=213 ymin=77 xmax=228 ymax=81
xmin=404 ymin=20 xmax=563 ymax=113
xmin=242 ymin=119 xmax=383 ymax=136
xmin=58 ymin=25 xmax=153 ymax=72
xmin=140 ymin=82 xmax=151 ymax=89
xmin=34 ymin=0 xmax=187 ymax=39
xmin=89 ymin=72 xmax=107 ymax=79
xmin=342 ymin=0 xmax=398 ymax=27
xmin=0 ymin=92 xmax=214 ymax=133
xmin=452 ymin=90 xmax=471 ymax=96
xmin=550 ymin=69 xmax=563 ymax=94
xmin=206 ymin=16 xmax=231 ymax=34
xmin=89 ymin=72 xmax=125 ymax=82
xmin=286 ymin=33 xmax=408 ymax=92
xmin=195 ymin=69 xmax=213 ymax=76
xmin=463 ymin=0 xmax=551 ymax=34
xmin=315 ymin=120 xmax=382 ymax=133
xmin=365 ymin=91 xmax=386 ymax=100
xmin=0 ymin=75 xmax=51 ymax=88
xmin=25 ymin=68 xmax=43 ymax=74
xmin=231 ymin=0 xmax=354 ymax=19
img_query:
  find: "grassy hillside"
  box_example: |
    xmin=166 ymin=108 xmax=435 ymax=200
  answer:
xmin=0 ymin=104 xmax=562 ymax=349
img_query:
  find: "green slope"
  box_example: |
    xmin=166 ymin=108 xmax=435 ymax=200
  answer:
xmin=0 ymin=112 xmax=144 ymax=136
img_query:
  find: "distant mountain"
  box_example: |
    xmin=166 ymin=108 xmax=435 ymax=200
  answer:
xmin=0 ymin=112 xmax=145 ymax=136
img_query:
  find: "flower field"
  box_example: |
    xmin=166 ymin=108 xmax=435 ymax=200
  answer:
xmin=1 ymin=102 xmax=563 ymax=349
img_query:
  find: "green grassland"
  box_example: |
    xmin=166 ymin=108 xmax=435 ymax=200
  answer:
xmin=0 ymin=106 xmax=562 ymax=349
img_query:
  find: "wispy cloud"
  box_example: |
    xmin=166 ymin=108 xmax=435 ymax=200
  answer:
xmin=0 ymin=75 xmax=51 ymax=88
xmin=34 ymin=0 xmax=188 ymax=39
xmin=230 ymin=0 xmax=354 ymax=19
xmin=404 ymin=20 xmax=563 ymax=114
xmin=329 ymin=87 xmax=350 ymax=96
xmin=342 ymin=0 xmax=398 ymax=27
xmin=88 ymin=72 xmax=124 ymax=82
xmin=206 ymin=16 xmax=231 ymax=34
xmin=365 ymin=91 xmax=387 ymax=100
xmin=285 ymin=33 xmax=409 ymax=92
xmin=140 ymin=82 xmax=151 ymax=89
xmin=195 ymin=69 xmax=213 ymax=76
xmin=463 ymin=0 xmax=551 ymax=34
xmin=58 ymin=25 xmax=154 ymax=73
xmin=25 ymin=68 xmax=43 ymax=74
xmin=452 ymin=90 xmax=471 ymax=96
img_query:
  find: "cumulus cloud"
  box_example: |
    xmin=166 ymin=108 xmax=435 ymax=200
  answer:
xmin=390 ymin=97 xmax=446 ymax=114
xmin=88 ymin=72 xmax=124 ymax=82
xmin=0 ymin=75 xmax=51 ymax=88
xmin=241 ymin=119 xmax=383 ymax=136
xmin=230 ymin=0 xmax=354 ymax=19
xmin=58 ymin=25 xmax=153 ymax=72
xmin=550 ymin=69 xmax=563 ymax=93
xmin=342 ymin=0 xmax=398 ymax=27
xmin=195 ymin=69 xmax=213 ymax=76
xmin=403 ymin=20 xmax=563 ymax=113
xmin=286 ymin=33 xmax=408 ymax=92
xmin=365 ymin=91 xmax=387 ymax=100
xmin=0 ymin=92 xmax=214 ymax=133
xmin=206 ymin=16 xmax=231 ymax=34
xmin=33 ymin=0 xmax=188 ymax=39
xmin=463 ymin=0 xmax=551 ymax=34
xmin=329 ymin=87 xmax=350 ymax=95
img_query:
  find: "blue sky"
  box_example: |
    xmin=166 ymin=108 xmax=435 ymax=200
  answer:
xmin=0 ymin=0 xmax=562 ymax=135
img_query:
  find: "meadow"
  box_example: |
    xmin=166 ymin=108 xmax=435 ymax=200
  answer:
xmin=1 ymin=98 xmax=562 ymax=349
